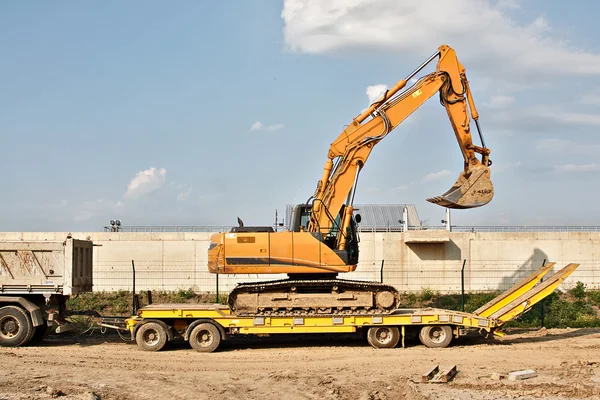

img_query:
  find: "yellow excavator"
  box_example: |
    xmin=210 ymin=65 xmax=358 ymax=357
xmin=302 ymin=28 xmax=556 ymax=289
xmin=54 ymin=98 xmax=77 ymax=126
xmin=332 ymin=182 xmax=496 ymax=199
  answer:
xmin=208 ymin=45 xmax=494 ymax=316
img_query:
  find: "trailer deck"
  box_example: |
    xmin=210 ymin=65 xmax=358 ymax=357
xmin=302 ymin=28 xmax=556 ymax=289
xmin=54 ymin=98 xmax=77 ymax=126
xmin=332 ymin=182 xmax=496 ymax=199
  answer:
xmin=126 ymin=262 xmax=579 ymax=352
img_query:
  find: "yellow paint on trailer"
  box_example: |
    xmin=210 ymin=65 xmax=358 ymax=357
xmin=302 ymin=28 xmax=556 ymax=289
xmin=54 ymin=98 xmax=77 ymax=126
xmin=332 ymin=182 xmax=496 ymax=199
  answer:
xmin=133 ymin=304 xmax=501 ymax=335
xmin=489 ymin=263 xmax=579 ymax=323
xmin=474 ymin=262 xmax=556 ymax=318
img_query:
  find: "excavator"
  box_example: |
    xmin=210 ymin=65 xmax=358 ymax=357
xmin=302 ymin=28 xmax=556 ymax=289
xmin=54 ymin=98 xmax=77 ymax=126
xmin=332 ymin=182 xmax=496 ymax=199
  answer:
xmin=208 ymin=45 xmax=493 ymax=316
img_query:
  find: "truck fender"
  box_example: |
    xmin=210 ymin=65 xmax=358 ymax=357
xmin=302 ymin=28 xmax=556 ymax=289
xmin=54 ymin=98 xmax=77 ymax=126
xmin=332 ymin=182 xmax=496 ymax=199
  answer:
xmin=132 ymin=319 xmax=175 ymax=342
xmin=184 ymin=319 xmax=227 ymax=341
xmin=0 ymin=296 xmax=44 ymax=327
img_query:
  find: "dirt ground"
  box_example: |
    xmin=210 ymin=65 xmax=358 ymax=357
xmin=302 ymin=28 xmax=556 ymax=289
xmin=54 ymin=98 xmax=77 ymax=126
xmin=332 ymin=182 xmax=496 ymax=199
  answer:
xmin=2 ymin=328 xmax=600 ymax=400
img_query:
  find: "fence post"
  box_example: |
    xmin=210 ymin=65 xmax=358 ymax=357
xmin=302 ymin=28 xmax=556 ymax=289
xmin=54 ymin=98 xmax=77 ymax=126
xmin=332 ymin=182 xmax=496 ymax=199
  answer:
xmin=461 ymin=259 xmax=466 ymax=312
xmin=540 ymin=259 xmax=546 ymax=327
xmin=132 ymin=260 xmax=139 ymax=314
xmin=215 ymin=273 xmax=219 ymax=303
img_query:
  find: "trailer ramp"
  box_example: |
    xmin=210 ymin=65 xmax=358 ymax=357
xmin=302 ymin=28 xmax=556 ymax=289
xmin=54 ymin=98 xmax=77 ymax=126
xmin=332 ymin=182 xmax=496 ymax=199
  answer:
xmin=474 ymin=262 xmax=556 ymax=318
xmin=474 ymin=262 xmax=579 ymax=335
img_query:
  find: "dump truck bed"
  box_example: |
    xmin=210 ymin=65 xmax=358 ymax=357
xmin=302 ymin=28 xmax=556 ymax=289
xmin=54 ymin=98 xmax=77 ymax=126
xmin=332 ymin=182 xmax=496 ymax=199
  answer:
xmin=0 ymin=237 xmax=93 ymax=295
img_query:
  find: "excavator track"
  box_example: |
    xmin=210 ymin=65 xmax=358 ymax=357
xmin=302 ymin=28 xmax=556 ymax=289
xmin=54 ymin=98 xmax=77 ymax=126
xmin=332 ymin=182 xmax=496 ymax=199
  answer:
xmin=228 ymin=278 xmax=400 ymax=317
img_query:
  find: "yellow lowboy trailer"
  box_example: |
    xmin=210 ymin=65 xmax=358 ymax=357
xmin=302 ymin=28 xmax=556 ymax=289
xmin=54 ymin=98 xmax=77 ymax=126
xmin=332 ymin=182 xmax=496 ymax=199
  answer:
xmin=125 ymin=263 xmax=578 ymax=353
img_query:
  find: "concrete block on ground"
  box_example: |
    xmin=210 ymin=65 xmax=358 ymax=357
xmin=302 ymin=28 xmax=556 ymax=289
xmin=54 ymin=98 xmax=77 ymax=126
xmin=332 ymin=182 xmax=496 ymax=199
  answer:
xmin=508 ymin=369 xmax=537 ymax=381
xmin=490 ymin=372 xmax=506 ymax=380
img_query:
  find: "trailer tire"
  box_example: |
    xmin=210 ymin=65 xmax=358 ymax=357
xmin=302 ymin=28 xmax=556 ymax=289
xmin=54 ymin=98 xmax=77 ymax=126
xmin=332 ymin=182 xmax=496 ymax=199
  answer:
xmin=136 ymin=322 xmax=168 ymax=352
xmin=189 ymin=323 xmax=221 ymax=353
xmin=419 ymin=325 xmax=453 ymax=348
xmin=0 ymin=306 xmax=34 ymax=347
xmin=366 ymin=326 xmax=400 ymax=349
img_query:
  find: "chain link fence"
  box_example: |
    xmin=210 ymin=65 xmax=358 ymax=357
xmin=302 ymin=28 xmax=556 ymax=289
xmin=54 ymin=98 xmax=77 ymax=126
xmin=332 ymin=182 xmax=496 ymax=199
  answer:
xmin=93 ymin=258 xmax=595 ymax=294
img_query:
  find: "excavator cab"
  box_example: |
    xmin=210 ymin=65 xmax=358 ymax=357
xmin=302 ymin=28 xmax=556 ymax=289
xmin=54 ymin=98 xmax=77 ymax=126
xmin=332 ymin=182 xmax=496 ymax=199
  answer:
xmin=289 ymin=203 xmax=360 ymax=265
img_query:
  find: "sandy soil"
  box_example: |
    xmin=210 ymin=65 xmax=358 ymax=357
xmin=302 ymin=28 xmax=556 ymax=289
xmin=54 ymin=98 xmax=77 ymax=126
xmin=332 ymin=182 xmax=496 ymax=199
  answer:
xmin=2 ymin=328 xmax=600 ymax=400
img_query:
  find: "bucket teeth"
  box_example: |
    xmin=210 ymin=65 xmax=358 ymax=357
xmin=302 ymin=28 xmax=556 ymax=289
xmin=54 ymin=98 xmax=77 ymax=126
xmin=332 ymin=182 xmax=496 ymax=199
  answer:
xmin=426 ymin=196 xmax=442 ymax=203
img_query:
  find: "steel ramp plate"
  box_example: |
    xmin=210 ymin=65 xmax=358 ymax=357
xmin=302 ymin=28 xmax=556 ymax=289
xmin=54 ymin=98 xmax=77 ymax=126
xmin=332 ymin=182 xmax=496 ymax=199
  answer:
xmin=474 ymin=262 xmax=556 ymax=318
xmin=489 ymin=263 xmax=579 ymax=323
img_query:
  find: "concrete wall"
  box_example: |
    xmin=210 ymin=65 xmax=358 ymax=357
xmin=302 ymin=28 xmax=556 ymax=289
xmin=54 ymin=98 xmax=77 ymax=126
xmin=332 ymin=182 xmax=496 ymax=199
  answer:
xmin=0 ymin=231 xmax=597 ymax=293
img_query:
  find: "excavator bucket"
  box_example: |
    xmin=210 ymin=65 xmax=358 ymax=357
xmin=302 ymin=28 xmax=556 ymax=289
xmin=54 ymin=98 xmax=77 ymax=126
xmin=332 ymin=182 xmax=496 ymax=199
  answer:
xmin=426 ymin=164 xmax=493 ymax=209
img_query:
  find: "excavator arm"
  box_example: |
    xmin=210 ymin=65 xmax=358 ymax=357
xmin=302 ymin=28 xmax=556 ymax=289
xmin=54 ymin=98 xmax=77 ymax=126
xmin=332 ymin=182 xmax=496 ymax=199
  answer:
xmin=308 ymin=45 xmax=493 ymax=245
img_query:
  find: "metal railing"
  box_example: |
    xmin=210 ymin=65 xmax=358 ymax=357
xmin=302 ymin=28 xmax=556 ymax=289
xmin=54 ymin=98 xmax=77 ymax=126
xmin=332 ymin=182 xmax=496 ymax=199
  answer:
xmin=105 ymin=225 xmax=600 ymax=233
xmin=104 ymin=225 xmax=235 ymax=233
xmin=450 ymin=225 xmax=600 ymax=233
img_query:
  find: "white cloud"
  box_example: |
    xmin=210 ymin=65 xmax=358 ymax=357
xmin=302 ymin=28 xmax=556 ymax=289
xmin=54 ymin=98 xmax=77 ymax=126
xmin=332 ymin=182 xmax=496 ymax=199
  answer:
xmin=581 ymin=93 xmax=600 ymax=106
xmin=485 ymin=95 xmax=515 ymax=108
xmin=555 ymin=164 xmax=600 ymax=173
xmin=266 ymin=123 xmax=285 ymax=131
xmin=532 ymin=110 xmax=600 ymax=126
xmin=281 ymin=0 xmax=600 ymax=78
xmin=125 ymin=167 xmax=167 ymax=199
xmin=423 ymin=169 xmax=452 ymax=182
xmin=493 ymin=160 xmax=522 ymax=173
xmin=496 ymin=0 xmax=521 ymax=10
xmin=536 ymin=139 xmax=600 ymax=155
xmin=250 ymin=121 xmax=263 ymax=131
xmin=250 ymin=121 xmax=284 ymax=132
xmin=175 ymin=185 xmax=192 ymax=202
xmin=366 ymin=84 xmax=388 ymax=104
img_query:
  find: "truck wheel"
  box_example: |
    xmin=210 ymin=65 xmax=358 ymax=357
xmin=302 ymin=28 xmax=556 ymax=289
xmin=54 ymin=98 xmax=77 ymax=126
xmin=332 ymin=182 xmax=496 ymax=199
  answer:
xmin=136 ymin=322 xmax=168 ymax=351
xmin=29 ymin=322 xmax=49 ymax=345
xmin=0 ymin=306 xmax=34 ymax=347
xmin=189 ymin=323 xmax=221 ymax=353
xmin=366 ymin=326 xmax=400 ymax=349
xmin=419 ymin=325 xmax=453 ymax=348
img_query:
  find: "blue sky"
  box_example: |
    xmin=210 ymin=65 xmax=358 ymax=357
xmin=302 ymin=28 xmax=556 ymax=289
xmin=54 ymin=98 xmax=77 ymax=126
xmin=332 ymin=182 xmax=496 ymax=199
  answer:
xmin=2 ymin=0 xmax=600 ymax=231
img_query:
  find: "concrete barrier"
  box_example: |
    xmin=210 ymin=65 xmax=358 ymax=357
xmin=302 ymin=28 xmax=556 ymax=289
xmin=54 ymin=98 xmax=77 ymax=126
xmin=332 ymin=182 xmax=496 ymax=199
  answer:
xmin=0 ymin=231 xmax=597 ymax=292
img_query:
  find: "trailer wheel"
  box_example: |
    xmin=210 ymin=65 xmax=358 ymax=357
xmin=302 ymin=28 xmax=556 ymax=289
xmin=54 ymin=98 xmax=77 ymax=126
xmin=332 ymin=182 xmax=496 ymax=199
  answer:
xmin=419 ymin=325 xmax=453 ymax=348
xmin=136 ymin=322 xmax=168 ymax=351
xmin=0 ymin=306 xmax=34 ymax=347
xmin=189 ymin=323 xmax=221 ymax=353
xmin=366 ymin=326 xmax=400 ymax=349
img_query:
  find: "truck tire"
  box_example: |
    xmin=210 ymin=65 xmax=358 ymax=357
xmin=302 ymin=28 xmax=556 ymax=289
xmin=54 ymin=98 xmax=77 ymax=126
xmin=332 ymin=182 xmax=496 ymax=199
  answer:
xmin=419 ymin=325 xmax=453 ymax=348
xmin=189 ymin=322 xmax=221 ymax=353
xmin=0 ymin=305 xmax=34 ymax=347
xmin=135 ymin=322 xmax=168 ymax=351
xmin=366 ymin=326 xmax=400 ymax=349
